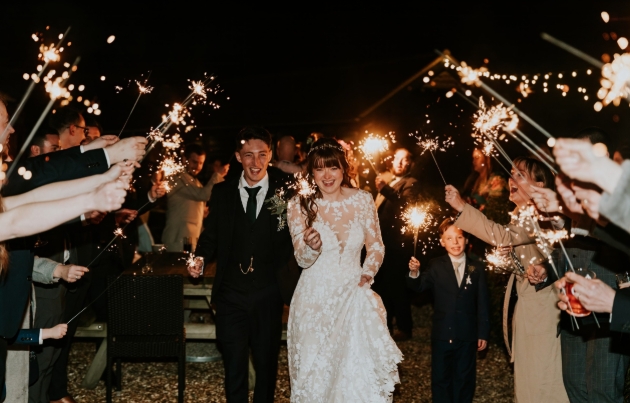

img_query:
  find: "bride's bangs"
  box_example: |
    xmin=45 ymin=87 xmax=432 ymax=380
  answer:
xmin=312 ymin=150 xmax=342 ymax=170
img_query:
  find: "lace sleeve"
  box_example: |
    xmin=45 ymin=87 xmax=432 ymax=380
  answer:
xmin=287 ymin=197 xmax=321 ymax=268
xmin=360 ymin=191 xmax=385 ymax=278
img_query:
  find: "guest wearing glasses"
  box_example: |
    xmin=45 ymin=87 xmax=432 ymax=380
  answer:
xmin=49 ymin=107 xmax=88 ymax=149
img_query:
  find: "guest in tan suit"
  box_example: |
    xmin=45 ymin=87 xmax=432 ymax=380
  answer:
xmin=445 ymin=156 xmax=569 ymax=403
xmin=162 ymin=143 xmax=225 ymax=252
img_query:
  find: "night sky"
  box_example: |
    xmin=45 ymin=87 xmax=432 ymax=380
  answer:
xmin=1 ymin=1 xmax=629 ymax=186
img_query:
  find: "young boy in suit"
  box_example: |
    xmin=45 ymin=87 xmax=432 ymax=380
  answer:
xmin=407 ymin=218 xmax=489 ymax=403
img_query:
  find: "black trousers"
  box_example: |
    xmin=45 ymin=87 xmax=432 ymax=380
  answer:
xmin=373 ymin=246 xmax=413 ymax=334
xmin=431 ymin=339 xmax=477 ymax=403
xmin=214 ymin=284 xmax=284 ymax=403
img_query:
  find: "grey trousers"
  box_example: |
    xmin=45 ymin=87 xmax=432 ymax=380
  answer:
xmin=561 ymin=328 xmax=629 ymax=403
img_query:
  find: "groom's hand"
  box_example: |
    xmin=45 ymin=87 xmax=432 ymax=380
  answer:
xmin=477 ymin=339 xmax=487 ymax=351
xmin=303 ymin=227 xmax=322 ymax=251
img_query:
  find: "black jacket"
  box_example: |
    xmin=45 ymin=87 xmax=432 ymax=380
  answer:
xmin=2 ymin=146 xmax=108 ymax=197
xmin=195 ymin=169 xmax=297 ymax=304
xmin=0 ymin=146 xmax=109 ymax=339
xmin=377 ymin=175 xmax=420 ymax=250
xmin=406 ymin=254 xmax=490 ymax=342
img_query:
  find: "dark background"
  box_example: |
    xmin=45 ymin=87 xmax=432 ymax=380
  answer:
xmin=1 ymin=1 xmax=629 ymax=188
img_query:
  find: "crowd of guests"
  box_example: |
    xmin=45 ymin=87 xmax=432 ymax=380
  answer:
xmin=4 ymin=81 xmax=630 ymax=403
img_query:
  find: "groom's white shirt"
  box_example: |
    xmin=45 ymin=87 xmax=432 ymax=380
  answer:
xmin=238 ymin=171 xmax=269 ymax=218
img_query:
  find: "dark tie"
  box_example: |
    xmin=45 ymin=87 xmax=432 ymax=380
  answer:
xmin=245 ymin=186 xmax=261 ymax=224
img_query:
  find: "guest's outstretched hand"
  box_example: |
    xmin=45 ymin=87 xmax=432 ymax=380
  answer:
xmin=150 ymin=181 xmax=168 ymax=200
xmin=115 ymin=209 xmax=137 ymax=226
xmin=530 ymin=185 xmax=561 ymax=214
xmin=444 ymin=185 xmax=466 ymax=212
xmin=106 ymin=136 xmax=148 ymax=163
xmin=42 ymin=324 xmax=68 ymax=340
xmin=53 ymin=264 xmax=89 ymax=283
xmin=553 ymin=138 xmax=621 ymax=193
xmin=91 ymin=180 xmax=127 ymax=212
xmin=555 ymin=272 xmax=616 ymax=314
xmin=303 ymin=227 xmax=322 ymax=251
xmin=82 ymin=134 xmax=119 ymax=151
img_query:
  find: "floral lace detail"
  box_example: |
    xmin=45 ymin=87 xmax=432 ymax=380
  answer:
xmin=287 ymin=189 xmax=402 ymax=402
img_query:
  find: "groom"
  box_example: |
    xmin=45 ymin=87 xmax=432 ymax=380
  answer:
xmin=192 ymin=126 xmax=296 ymax=403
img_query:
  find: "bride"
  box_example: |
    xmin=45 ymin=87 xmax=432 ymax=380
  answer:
xmin=286 ymin=138 xmax=402 ymax=403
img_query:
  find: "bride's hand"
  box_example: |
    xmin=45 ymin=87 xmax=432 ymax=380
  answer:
xmin=358 ymin=274 xmax=372 ymax=287
xmin=303 ymin=227 xmax=322 ymax=251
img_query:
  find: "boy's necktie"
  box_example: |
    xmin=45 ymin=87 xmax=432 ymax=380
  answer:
xmin=245 ymin=186 xmax=261 ymax=223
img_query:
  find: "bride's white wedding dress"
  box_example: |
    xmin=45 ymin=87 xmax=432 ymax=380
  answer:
xmin=287 ymin=189 xmax=402 ymax=403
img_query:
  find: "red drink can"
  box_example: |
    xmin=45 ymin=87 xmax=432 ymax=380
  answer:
xmin=565 ymin=267 xmax=596 ymax=317
xmin=565 ymin=282 xmax=591 ymax=317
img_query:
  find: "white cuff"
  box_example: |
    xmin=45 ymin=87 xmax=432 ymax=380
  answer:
xmin=103 ymin=149 xmax=111 ymax=167
xmin=147 ymin=191 xmax=156 ymax=203
xmin=39 ymin=329 xmax=43 ymax=344
xmin=409 ymin=270 xmax=420 ymax=279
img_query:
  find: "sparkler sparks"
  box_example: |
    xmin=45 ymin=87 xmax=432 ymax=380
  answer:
xmin=472 ymin=97 xmax=519 ymax=145
xmin=45 ymin=77 xmax=70 ymax=100
xmin=136 ymin=80 xmax=154 ymax=94
xmin=485 ymin=248 xmax=511 ymax=270
xmin=413 ymin=132 xmax=453 ymax=155
xmin=113 ymin=228 xmax=125 ymax=238
xmin=159 ymin=157 xmax=184 ymax=178
xmin=358 ymin=132 xmax=393 ymax=171
xmin=598 ymin=53 xmax=630 ymax=107
xmin=162 ymin=133 xmax=183 ymax=150
xmin=539 ymin=229 xmax=570 ymax=244
xmin=401 ymin=204 xmax=436 ymax=256
xmin=190 ymin=80 xmax=207 ymax=99
xmin=458 ymin=62 xmax=487 ymax=87
xmin=40 ymin=43 xmax=60 ymax=63
xmin=291 ymin=173 xmax=316 ymax=198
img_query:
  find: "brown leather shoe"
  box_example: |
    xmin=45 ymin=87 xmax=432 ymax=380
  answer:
xmin=50 ymin=395 xmax=78 ymax=403
xmin=392 ymin=330 xmax=412 ymax=342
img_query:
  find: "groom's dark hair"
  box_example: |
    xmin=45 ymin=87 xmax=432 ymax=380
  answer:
xmin=236 ymin=126 xmax=273 ymax=151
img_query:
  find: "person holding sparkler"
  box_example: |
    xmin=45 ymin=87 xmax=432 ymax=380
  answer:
xmin=372 ymin=148 xmax=419 ymax=341
xmin=285 ymin=138 xmax=401 ymax=403
xmin=407 ymin=218 xmax=489 ymax=403
xmin=162 ymin=143 xmax=224 ymax=252
xmin=445 ymin=156 xmax=569 ymax=403
xmin=530 ymin=128 xmax=630 ymax=403
xmin=190 ymin=127 xmax=296 ymax=403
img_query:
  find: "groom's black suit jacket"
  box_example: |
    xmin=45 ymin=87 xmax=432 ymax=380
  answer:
xmin=195 ymin=168 xmax=297 ymax=305
xmin=407 ymin=254 xmax=490 ymax=342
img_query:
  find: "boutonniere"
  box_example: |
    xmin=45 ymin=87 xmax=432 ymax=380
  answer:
xmin=466 ymin=274 xmax=472 ymax=285
xmin=265 ymin=189 xmax=288 ymax=231
xmin=467 ymin=265 xmax=476 ymax=273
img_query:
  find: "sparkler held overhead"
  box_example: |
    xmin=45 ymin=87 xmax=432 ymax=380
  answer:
xmin=117 ymin=72 xmax=153 ymax=137
xmin=412 ymin=130 xmax=453 ymax=185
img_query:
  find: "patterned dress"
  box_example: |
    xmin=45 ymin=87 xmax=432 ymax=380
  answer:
xmin=287 ymin=189 xmax=402 ymax=403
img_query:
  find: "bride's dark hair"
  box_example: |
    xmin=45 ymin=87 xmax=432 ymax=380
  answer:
xmin=300 ymin=138 xmax=355 ymax=228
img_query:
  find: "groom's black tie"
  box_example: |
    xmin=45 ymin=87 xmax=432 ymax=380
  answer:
xmin=245 ymin=186 xmax=261 ymax=224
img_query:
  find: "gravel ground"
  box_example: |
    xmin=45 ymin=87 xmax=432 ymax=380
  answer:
xmin=68 ymin=303 xmax=514 ymax=402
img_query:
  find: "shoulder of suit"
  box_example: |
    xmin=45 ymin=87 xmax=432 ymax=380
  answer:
xmin=428 ymin=255 xmax=449 ymax=267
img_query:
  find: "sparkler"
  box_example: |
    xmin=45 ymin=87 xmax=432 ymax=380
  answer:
xmin=1 ymin=27 xmax=71 ymax=144
xmin=117 ymin=73 xmax=153 ymax=137
xmin=290 ymin=172 xmax=316 ymax=198
xmin=159 ymin=156 xmax=185 ymax=179
xmin=473 ymin=96 xmax=519 ymax=142
xmin=413 ymin=131 xmax=453 ymax=185
xmin=401 ymin=204 xmax=434 ymax=256
xmin=458 ymin=61 xmax=487 ymax=87
xmin=358 ymin=132 xmax=391 ymax=172
xmin=7 ymin=56 xmax=80 ymax=180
